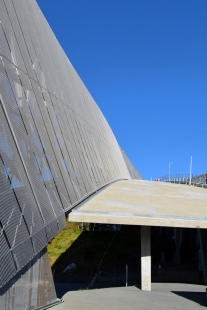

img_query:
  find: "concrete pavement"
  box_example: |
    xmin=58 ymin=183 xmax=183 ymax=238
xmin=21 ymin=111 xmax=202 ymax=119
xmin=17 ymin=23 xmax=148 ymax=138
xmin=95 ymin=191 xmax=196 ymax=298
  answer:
xmin=53 ymin=283 xmax=207 ymax=309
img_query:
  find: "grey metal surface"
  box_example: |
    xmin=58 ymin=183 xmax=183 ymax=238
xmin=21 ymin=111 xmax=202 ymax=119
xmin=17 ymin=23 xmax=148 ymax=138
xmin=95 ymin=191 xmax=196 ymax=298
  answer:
xmin=0 ymin=248 xmax=57 ymax=310
xmin=0 ymin=0 xmax=141 ymax=299
xmin=120 ymin=148 xmax=143 ymax=180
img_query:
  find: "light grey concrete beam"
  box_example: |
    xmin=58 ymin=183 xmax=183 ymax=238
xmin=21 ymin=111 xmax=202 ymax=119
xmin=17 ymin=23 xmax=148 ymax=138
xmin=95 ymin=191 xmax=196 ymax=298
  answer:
xmin=69 ymin=180 xmax=207 ymax=229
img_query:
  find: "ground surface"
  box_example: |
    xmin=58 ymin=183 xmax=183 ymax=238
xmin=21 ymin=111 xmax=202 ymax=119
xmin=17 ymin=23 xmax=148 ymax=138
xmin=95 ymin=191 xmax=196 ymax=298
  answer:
xmin=53 ymin=283 xmax=207 ymax=310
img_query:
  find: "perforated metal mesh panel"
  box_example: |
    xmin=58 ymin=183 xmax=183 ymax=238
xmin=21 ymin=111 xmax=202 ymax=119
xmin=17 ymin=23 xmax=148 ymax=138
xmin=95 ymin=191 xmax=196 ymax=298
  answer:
xmin=0 ymin=0 xmax=142 ymax=288
xmin=120 ymin=148 xmax=143 ymax=180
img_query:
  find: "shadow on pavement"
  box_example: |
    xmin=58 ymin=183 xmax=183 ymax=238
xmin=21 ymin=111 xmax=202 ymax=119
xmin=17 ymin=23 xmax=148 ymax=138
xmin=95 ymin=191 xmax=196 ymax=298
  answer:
xmin=171 ymin=291 xmax=207 ymax=307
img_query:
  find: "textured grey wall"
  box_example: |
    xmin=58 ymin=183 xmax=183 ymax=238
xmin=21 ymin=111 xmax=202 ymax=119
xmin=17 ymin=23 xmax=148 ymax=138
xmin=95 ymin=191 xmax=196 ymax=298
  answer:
xmin=120 ymin=148 xmax=143 ymax=180
xmin=0 ymin=0 xmax=142 ymax=300
xmin=0 ymin=248 xmax=57 ymax=310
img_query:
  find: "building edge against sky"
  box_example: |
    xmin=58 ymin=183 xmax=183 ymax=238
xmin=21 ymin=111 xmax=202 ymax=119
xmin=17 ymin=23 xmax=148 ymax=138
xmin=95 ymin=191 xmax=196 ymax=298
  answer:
xmin=0 ymin=0 xmax=142 ymax=308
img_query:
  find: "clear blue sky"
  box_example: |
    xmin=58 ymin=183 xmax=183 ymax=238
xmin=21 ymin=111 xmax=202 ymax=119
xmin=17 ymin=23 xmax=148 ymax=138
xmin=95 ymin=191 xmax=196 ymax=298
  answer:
xmin=36 ymin=0 xmax=207 ymax=180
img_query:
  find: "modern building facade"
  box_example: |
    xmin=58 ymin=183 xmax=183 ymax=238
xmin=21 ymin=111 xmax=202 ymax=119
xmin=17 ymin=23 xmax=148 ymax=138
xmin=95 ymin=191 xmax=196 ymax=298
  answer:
xmin=0 ymin=0 xmax=142 ymax=308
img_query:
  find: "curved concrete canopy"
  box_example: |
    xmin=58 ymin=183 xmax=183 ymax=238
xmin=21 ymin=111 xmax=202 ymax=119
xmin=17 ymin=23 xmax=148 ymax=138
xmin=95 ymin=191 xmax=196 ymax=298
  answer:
xmin=69 ymin=179 xmax=207 ymax=228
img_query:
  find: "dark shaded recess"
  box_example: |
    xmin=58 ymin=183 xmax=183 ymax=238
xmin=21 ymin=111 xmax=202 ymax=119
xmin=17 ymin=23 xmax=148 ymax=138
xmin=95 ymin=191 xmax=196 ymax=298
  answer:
xmin=171 ymin=291 xmax=207 ymax=307
xmin=151 ymin=227 xmax=203 ymax=284
xmin=151 ymin=227 xmax=198 ymax=266
xmin=51 ymin=226 xmax=141 ymax=285
xmin=51 ymin=225 xmax=203 ymax=296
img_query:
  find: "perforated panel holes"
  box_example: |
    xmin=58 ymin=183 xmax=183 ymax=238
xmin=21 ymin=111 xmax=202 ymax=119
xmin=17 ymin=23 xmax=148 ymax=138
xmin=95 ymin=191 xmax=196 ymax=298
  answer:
xmin=0 ymin=55 xmax=5 ymax=66
xmin=10 ymin=52 xmax=19 ymax=76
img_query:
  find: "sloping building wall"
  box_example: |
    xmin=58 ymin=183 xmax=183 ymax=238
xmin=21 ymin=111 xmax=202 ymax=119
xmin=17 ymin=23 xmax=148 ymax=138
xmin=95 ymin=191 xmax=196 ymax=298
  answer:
xmin=120 ymin=148 xmax=143 ymax=180
xmin=0 ymin=0 xmax=141 ymax=303
xmin=0 ymin=249 xmax=57 ymax=310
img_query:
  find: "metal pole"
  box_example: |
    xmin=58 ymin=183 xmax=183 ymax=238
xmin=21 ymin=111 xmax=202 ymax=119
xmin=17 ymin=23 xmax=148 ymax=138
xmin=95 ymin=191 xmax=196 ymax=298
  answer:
xmin=189 ymin=156 xmax=192 ymax=185
xmin=169 ymin=162 xmax=173 ymax=181
xmin=126 ymin=265 xmax=128 ymax=287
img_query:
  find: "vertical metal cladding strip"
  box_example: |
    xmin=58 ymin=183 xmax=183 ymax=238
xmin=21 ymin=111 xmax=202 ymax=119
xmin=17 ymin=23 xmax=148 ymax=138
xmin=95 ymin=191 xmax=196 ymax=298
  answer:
xmin=46 ymin=96 xmax=78 ymax=204
xmin=79 ymin=119 xmax=101 ymax=188
xmin=67 ymin=109 xmax=92 ymax=194
xmin=41 ymin=90 xmax=73 ymax=207
xmin=2 ymin=0 xmax=37 ymax=82
xmin=72 ymin=114 xmax=95 ymax=192
xmin=0 ymin=94 xmax=46 ymax=226
xmin=0 ymin=77 xmax=48 ymax=255
xmin=62 ymin=106 xmax=88 ymax=196
xmin=0 ymin=153 xmax=32 ymax=252
xmin=27 ymin=81 xmax=70 ymax=213
xmin=89 ymin=127 xmax=107 ymax=184
xmin=0 ymin=250 xmax=17 ymax=288
xmin=0 ymin=67 xmax=53 ymax=231
xmin=0 ymin=157 xmax=18 ymax=287
xmin=91 ymin=129 xmax=108 ymax=183
xmin=54 ymin=101 xmax=84 ymax=198
xmin=98 ymin=135 xmax=113 ymax=182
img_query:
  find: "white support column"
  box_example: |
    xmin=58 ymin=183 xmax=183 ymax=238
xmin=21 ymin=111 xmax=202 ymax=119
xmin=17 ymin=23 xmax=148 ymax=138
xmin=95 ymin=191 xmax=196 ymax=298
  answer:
xmin=141 ymin=226 xmax=151 ymax=291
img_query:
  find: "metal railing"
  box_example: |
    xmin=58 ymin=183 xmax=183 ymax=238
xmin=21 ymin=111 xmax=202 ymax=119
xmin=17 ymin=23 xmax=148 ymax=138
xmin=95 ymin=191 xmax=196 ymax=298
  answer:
xmin=158 ymin=173 xmax=207 ymax=188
